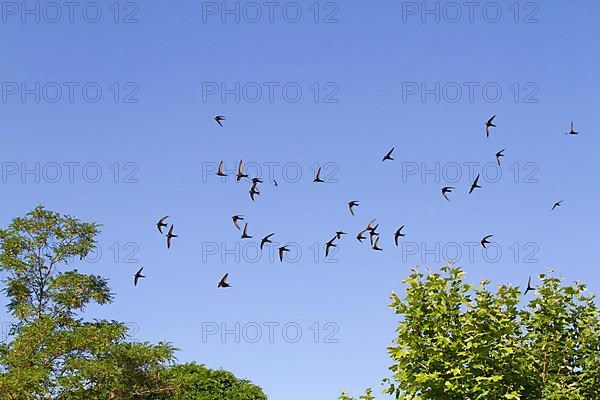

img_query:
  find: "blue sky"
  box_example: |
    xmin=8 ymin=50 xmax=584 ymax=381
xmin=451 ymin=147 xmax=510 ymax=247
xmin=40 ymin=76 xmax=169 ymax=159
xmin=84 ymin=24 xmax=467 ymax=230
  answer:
xmin=1 ymin=1 xmax=599 ymax=398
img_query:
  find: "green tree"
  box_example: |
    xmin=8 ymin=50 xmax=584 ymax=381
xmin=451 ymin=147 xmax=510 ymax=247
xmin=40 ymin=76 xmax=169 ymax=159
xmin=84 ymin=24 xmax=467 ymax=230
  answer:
xmin=0 ymin=206 xmax=178 ymax=399
xmin=155 ymin=362 xmax=267 ymax=400
xmin=341 ymin=266 xmax=600 ymax=399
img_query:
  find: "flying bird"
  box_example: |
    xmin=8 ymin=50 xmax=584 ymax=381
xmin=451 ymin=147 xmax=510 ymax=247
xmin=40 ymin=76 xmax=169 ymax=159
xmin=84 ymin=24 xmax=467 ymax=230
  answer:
xmin=356 ymin=229 xmax=367 ymax=243
xmin=273 ymin=179 xmax=279 ymax=187
xmin=485 ymin=115 xmax=496 ymax=137
xmin=496 ymin=149 xmax=505 ymax=166
xmin=217 ymin=160 xmax=228 ymax=177
xmin=372 ymin=237 xmax=383 ymax=251
xmin=366 ymin=219 xmax=377 ymax=231
xmin=236 ymin=160 xmax=249 ymax=181
xmin=480 ymin=235 xmax=493 ymax=248
xmin=166 ymin=225 xmax=177 ymax=249
xmin=134 ymin=267 xmax=145 ymax=286
xmin=278 ymin=245 xmax=290 ymax=262
xmin=469 ymin=174 xmax=482 ymax=194
xmin=348 ymin=201 xmax=359 ymax=216
xmin=252 ymin=178 xmax=263 ymax=184
xmin=441 ymin=187 xmax=454 ymax=201
xmin=260 ymin=233 xmax=275 ymax=250
xmin=368 ymin=224 xmax=380 ymax=245
xmin=232 ymin=215 xmax=244 ymax=230
xmin=249 ymin=186 xmax=260 ymax=201
xmin=523 ymin=276 xmax=535 ymax=295
xmin=214 ymin=115 xmax=225 ymax=127
xmin=394 ymin=226 xmax=406 ymax=247
xmin=335 ymin=231 xmax=347 ymax=240
xmin=325 ymin=237 xmax=337 ymax=257
xmin=565 ymin=121 xmax=578 ymax=135
xmin=218 ymin=273 xmax=231 ymax=288
xmin=313 ymin=167 xmax=324 ymax=183
xmin=551 ymin=200 xmax=563 ymax=211
xmin=241 ymin=223 xmax=252 ymax=239
xmin=156 ymin=216 xmax=169 ymax=234
xmin=382 ymin=147 xmax=395 ymax=161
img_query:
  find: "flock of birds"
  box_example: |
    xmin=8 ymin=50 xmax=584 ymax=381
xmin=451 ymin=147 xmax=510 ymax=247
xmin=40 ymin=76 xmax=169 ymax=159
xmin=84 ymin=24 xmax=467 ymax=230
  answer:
xmin=133 ymin=115 xmax=581 ymax=294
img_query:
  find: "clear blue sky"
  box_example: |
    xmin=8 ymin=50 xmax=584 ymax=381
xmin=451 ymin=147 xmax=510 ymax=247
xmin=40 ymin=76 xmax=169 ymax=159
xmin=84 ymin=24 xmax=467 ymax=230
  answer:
xmin=1 ymin=1 xmax=599 ymax=399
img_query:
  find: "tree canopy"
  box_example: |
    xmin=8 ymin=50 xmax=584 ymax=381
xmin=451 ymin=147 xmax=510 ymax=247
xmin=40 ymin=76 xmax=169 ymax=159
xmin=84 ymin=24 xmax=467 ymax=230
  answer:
xmin=0 ymin=206 xmax=265 ymax=399
xmin=155 ymin=363 xmax=267 ymax=400
xmin=340 ymin=266 xmax=600 ymax=399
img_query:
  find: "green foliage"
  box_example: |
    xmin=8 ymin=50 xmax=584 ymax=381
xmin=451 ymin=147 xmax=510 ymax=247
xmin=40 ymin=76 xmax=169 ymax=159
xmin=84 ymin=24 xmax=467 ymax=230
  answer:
xmin=0 ymin=206 xmax=179 ymax=399
xmin=339 ymin=388 xmax=374 ymax=400
xmin=340 ymin=266 xmax=600 ymax=400
xmin=154 ymin=362 xmax=267 ymax=400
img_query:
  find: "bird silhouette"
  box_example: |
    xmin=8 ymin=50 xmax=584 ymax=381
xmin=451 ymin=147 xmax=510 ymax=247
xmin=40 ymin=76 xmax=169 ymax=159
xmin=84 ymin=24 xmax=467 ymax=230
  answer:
xmin=372 ymin=237 xmax=383 ymax=251
xmin=260 ymin=233 xmax=275 ymax=250
xmin=249 ymin=185 xmax=260 ymax=201
xmin=348 ymin=201 xmax=359 ymax=216
xmin=218 ymin=273 xmax=231 ymax=288
xmin=356 ymin=229 xmax=367 ymax=243
xmin=523 ymin=276 xmax=535 ymax=295
xmin=273 ymin=179 xmax=279 ymax=187
xmin=368 ymin=224 xmax=380 ymax=245
xmin=496 ymin=149 xmax=505 ymax=166
xmin=469 ymin=174 xmax=482 ymax=194
xmin=480 ymin=235 xmax=493 ymax=248
xmin=313 ymin=167 xmax=324 ymax=183
xmin=156 ymin=216 xmax=169 ymax=234
xmin=485 ymin=115 xmax=496 ymax=137
xmin=278 ymin=245 xmax=290 ymax=262
xmin=134 ymin=267 xmax=145 ymax=286
xmin=232 ymin=215 xmax=244 ymax=230
xmin=166 ymin=225 xmax=177 ymax=249
xmin=394 ymin=226 xmax=406 ymax=246
xmin=382 ymin=147 xmax=395 ymax=161
xmin=217 ymin=160 xmax=228 ymax=177
xmin=552 ymin=200 xmax=563 ymax=211
xmin=236 ymin=160 xmax=249 ymax=181
xmin=214 ymin=115 xmax=225 ymax=127
xmin=325 ymin=237 xmax=337 ymax=257
xmin=565 ymin=121 xmax=578 ymax=135
xmin=441 ymin=187 xmax=454 ymax=201
xmin=366 ymin=219 xmax=377 ymax=231
xmin=335 ymin=231 xmax=347 ymax=240
xmin=241 ymin=223 xmax=252 ymax=239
